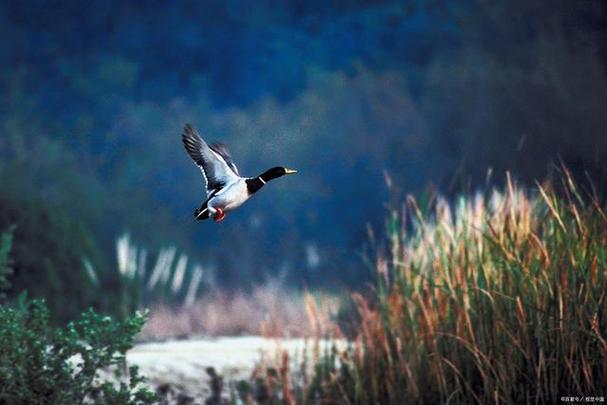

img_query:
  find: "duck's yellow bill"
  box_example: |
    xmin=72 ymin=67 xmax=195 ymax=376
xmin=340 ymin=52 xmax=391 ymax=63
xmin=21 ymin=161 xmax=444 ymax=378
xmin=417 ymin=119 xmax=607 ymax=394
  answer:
xmin=285 ymin=168 xmax=298 ymax=175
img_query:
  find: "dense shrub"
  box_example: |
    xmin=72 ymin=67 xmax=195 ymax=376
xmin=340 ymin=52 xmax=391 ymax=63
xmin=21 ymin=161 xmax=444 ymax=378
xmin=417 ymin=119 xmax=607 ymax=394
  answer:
xmin=0 ymin=298 xmax=156 ymax=404
xmin=0 ymin=227 xmax=13 ymax=300
xmin=0 ymin=197 xmax=109 ymax=323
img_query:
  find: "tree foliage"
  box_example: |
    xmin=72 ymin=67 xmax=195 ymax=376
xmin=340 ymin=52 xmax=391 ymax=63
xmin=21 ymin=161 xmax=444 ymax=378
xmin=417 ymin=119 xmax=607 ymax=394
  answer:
xmin=1 ymin=0 xmax=606 ymax=291
xmin=0 ymin=198 xmax=109 ymax=323
xmin=0 ymin=227 xmax=14 ymax=300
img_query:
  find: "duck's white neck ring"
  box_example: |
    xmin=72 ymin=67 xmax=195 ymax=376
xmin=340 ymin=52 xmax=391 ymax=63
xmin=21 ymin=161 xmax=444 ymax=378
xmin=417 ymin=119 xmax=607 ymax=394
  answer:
xmin=259 ymin=177 xmax=266 ymax=185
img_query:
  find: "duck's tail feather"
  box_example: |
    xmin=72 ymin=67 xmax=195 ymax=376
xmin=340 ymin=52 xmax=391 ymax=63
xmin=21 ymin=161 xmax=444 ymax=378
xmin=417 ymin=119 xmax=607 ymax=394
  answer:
xmin=194 ymin=189 xmax=219 ymax=221
xmin=194 ymin=206 xmax=210 ymax=221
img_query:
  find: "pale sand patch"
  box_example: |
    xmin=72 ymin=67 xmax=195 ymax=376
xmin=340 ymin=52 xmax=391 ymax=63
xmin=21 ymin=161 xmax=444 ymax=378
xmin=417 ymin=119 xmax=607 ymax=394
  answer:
xmin=126 ymin=336 xmax=347 ymax=400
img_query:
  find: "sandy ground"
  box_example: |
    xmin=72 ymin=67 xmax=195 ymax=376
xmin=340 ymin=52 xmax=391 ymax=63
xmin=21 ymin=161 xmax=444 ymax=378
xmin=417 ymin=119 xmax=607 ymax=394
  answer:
xmin=125 ymin=336 xmax=344 ymax=402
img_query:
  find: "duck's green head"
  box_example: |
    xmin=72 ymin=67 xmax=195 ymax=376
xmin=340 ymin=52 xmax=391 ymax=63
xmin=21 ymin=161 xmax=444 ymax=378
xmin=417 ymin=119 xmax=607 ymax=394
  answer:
xmin=248 ymin=167 xmax=297 ymax=194
xmin=260 ymin=167 xmax=297 ymax=182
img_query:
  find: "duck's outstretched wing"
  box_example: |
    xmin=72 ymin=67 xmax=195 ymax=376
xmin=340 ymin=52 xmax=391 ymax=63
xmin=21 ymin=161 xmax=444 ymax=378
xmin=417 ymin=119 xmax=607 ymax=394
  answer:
xmin=209 ymin=142 xmax=239 ymax=176
xmin=182 ymin=124 xmax=240 ymax=193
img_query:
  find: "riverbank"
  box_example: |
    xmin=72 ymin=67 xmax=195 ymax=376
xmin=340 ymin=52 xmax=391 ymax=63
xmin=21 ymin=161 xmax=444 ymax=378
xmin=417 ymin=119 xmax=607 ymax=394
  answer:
xmin=125 ymin=336 xmax=345 ymax=403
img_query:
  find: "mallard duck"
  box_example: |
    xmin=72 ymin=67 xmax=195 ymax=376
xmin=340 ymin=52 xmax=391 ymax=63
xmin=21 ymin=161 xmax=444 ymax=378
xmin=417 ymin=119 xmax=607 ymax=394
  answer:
xmin=182 ymin=124 xmax=297 ymax=222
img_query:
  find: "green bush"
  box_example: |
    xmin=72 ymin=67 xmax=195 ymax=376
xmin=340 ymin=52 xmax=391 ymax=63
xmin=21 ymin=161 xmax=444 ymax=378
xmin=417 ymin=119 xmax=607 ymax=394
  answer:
xmin=0 ymin=298 xmax=157 ymax=404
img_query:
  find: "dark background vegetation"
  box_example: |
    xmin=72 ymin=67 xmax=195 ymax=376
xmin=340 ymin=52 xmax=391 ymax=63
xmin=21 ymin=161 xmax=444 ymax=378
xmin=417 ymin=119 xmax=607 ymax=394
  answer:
xmin=1 ymin=0 xmax=606 ymax=320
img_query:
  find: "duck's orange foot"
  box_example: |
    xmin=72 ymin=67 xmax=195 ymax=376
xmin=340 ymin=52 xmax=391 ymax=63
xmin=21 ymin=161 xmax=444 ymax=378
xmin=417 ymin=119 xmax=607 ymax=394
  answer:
xmin=214 ymin=208 xmax=226 ymax=222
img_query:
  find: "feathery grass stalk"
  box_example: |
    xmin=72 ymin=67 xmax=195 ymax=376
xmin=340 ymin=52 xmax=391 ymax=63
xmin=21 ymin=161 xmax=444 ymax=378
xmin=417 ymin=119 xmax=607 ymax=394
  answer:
xmin=338 ymin=173 xmax=607 ymax=404
xmin=87 ymin=234 xmax=207 ymax=311
xmin=251 ymin=173 xmax=607 ymax=404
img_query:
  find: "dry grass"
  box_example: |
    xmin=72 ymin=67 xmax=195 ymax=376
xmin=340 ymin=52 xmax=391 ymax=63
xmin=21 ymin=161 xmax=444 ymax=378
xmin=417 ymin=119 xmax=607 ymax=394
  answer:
xmin=140 ymin=281 xmax=339 ymax=339
xmin=240 ymin=171 xmax=607 ymax=404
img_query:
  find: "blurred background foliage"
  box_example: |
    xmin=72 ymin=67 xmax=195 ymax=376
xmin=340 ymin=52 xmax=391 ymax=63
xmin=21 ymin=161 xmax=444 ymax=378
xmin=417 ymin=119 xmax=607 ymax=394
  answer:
xmin=1 ymin=0 xmax=606 ymax=320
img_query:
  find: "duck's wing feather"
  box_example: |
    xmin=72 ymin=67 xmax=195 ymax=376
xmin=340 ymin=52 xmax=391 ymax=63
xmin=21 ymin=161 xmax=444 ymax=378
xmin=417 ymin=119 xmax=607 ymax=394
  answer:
xmin=209 ymin=142 xmax=239 ymax=176
xmin=182 ymin=124 xmax=240 ymax=193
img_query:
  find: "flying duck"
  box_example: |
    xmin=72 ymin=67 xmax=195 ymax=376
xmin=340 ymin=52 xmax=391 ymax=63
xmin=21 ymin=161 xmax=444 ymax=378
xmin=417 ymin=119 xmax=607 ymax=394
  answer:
xmin=182 ymin=124 xmax=297 ymax=222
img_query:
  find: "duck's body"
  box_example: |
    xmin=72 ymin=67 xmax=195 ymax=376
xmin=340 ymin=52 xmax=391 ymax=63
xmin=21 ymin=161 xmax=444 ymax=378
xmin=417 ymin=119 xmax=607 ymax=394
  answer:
xmin=197 ymin=179 xmax=249 ymax=220
xmin=182 ymin=124 xmax=296 ymax=222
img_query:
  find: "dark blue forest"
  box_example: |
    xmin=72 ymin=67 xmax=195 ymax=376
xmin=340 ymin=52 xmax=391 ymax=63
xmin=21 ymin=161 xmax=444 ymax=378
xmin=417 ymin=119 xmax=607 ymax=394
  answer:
xmin=1 ymin=0 xmax=607 ymax=320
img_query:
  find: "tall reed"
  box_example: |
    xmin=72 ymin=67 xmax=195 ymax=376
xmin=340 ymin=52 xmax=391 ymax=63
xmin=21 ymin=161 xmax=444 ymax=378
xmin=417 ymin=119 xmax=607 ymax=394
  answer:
xmin=250 ymin=172 xmax=607 ymax=404
xmin=336 ymin=172 xmax=607 ymax=403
